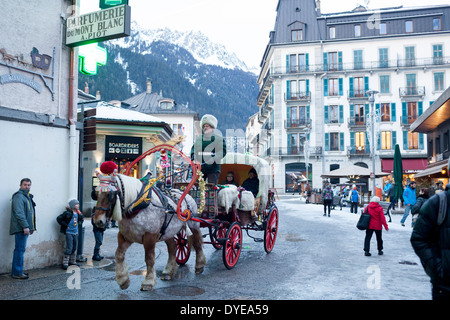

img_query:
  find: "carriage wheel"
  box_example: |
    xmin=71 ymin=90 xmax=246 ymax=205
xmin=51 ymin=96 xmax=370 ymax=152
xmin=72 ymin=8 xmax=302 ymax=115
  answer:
xmin=174 ymin=228 xmax=191 ymax=266
xmin=264 ymin=206 xmax=279 ymax=254
xmin=222 ymin=222 xmax=242 ymax=269
xmin=209 ymin=224 xmax=227 ymax=250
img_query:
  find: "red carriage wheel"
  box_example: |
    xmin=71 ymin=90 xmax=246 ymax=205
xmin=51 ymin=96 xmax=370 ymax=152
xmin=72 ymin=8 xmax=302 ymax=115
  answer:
xmin=222 ymin=222 xmax=242 ymax=269
xmin=174 ymin=228 xmax=191 ymax=266
xmin=209 ymin=224 xmax=227 ymax=250
xmin=264 ymin=206 xmax=279 ymax=253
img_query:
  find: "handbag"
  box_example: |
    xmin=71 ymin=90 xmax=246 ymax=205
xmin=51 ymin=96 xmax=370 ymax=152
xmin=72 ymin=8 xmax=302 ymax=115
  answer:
xmin=356 ymin=206 xmax=371 ymax=230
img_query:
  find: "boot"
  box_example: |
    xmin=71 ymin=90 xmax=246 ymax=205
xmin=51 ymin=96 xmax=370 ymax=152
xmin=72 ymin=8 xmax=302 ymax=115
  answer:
xmin=69 ymin=254 xmax=80 ymax=267
xmin=62 ymin=255 xmax=70 ymax=270
xmin=92 ymin=249 xmax=104 ymax=261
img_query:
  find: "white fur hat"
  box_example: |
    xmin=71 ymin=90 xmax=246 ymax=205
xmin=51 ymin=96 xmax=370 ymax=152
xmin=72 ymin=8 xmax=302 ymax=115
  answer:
xmin=200 ymin=114 xmax=218 ymax=129
xmin=370 ymin=196 xmax=380 ymax=203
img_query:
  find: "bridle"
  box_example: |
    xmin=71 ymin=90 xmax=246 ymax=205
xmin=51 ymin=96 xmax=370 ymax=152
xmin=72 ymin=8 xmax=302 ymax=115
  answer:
xmin=93 ymin=174 xmax=123 ymax=222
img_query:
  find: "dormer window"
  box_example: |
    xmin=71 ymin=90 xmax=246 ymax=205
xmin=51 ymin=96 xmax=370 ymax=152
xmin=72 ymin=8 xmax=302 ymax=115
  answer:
xmin=291 ymin=29 xmax=303 ymax=41
xmin=159 ymin=99 xmax=174 ymax=110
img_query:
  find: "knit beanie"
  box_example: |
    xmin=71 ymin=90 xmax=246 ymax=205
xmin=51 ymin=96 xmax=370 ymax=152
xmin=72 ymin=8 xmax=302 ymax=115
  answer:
xmin=200 ymin=114 xmax=218 ymax=130
xmin=69 ymin=199 xmax=79 ymax=209
xmin=370 ymin=196 xmax=380 ymax=203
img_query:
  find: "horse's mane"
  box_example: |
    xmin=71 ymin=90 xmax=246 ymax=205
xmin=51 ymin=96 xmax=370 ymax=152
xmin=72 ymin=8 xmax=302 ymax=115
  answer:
xmin=111 ymin=174 xmax=143 ymax=222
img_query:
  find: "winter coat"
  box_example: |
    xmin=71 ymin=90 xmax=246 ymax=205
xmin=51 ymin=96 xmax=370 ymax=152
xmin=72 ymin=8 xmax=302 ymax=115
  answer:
xmin=403 ymin=186 xmax=417 ymax=206
xmin=10 ymin=189 xmax=36 ymax=235
xmin=350 ymin=189 xmax=359 ymax=203
xmin=56 ymin=208 xmax=84 ymax=234
xmin=241 ymin=177 xmax=259 ymax=197
xmin=367 ymin=202 xmax=389 ymax=231
xmin=388 ymin=184 xmax=396 ymax=200
xmin=411 ymin=196 xmax=428 ymax=215
xmin=411 ymin=192 xmax=450 ymax=291
xmin=191 ymin=130 xmax=227 ymax=175
xmin=322 ymin=187 xmax=333 ymax=200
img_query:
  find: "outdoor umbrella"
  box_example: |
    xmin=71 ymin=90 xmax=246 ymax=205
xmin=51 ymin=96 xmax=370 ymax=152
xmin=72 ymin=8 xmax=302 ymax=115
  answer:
xmin=393 ymin=144 xmax=404 ymax=202
xmin=320 ymin=163 xmax=389 ymax=179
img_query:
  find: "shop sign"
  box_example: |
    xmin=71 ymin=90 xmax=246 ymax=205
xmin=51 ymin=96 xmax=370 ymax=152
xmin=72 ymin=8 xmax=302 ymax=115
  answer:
xmin=65 ymin=4 xmax=131 ymax=47
xmin=0 ymin=73 xmax=42 ymax=93
xmin=105 ymin=136 xmax=142 ymax=160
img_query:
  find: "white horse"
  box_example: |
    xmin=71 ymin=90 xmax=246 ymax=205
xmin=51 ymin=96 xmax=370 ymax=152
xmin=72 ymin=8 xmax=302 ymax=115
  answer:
xmin=92 ymin=174 xmax=206 ymax=291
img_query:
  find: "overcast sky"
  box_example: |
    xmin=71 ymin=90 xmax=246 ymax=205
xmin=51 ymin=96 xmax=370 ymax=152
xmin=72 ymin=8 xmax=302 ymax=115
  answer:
xmin=80 ymin=0 xmax=449 ymax=69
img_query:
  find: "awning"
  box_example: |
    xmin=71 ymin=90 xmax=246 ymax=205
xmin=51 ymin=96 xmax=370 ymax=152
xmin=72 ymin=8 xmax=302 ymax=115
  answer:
xmin=414 ymin=161 xmax=448 ymax=178
xmin=381 ymin=158 xmax=428 ymax=174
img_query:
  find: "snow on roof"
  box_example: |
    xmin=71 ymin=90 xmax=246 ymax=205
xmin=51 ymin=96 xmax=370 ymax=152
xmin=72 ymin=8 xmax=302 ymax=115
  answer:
xmin=87 ymin=102 xmax=165 ymax=124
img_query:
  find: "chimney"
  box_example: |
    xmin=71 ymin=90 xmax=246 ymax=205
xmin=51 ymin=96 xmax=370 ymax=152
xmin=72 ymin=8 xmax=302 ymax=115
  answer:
xmin=84 ymin=82 xmax=89 ymax=94
xmin=146 ymin=79 xmax=152 ymax=94
xmin=96 ymin=90 xmax=101 ymax=100
xmin=316 ymin=0 xmax=321 ymax=15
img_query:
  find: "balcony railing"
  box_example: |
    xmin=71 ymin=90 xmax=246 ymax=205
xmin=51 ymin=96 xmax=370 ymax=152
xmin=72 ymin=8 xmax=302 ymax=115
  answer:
xmin=401 ymin=115 xmax=418 ymax=125
xmin=285 ymin=91 xmax=311 ymax=102
xmin=399 ymin=86 xmax=425 ymax=98
xmin=348 ymin=89 xmax=368 ymax=99
xmin=347 ymin=146 xmax=370 ymax=156
xmin=348 ymin=117 xmax=366 ymax=127
xmin=285 ymin=119 xmax=312 ymax=129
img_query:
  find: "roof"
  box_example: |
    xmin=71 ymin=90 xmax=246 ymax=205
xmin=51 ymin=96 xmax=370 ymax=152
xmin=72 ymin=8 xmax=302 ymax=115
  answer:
xmin=123 ymin=91 xmax=199 ymax=119
xmin=411 ymin=86 xmax=450 ymax=133
xmin=83 ymin=102 xmax=165 ymax=124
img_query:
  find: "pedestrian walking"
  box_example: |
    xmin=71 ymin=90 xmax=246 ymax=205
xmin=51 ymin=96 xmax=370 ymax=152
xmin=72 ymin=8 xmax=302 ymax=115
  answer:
xmin=350 ymin=186 xmax=359 ymax=214
xmin=411 ymin=184 xmax=450 ymax=300
xmin=322 ymin=183 xmax=333 ymax=217
xmin=363 ymin=196 xmax=389 ymax=256
xmin=385 ymin=182 xmax=396 ymax=222
xmin=411 ymin=188 xmax=429 ymax=226
xmin=10 ymin=178 xmax=36 ymax=279
xmin=400 ymin=181 xmax=417 ymax=227
xmin=56 ymin=199 xmax=84 ymax=269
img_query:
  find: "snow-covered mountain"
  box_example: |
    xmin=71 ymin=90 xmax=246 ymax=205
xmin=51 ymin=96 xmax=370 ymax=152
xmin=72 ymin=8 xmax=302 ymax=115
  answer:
xmin=111 ymin=21 xmax=258 ymax=74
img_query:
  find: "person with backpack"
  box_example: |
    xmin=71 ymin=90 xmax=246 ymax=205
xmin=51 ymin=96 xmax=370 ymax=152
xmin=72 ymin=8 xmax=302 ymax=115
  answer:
xmin=401 ymin=181 xmax=417 ymax=227
xmin=322 ymin=182 xmax=333 ymax=217
xmin=411 ymin=184 xmax=450 ymax=300
xmin=350 ymin=186 xmax=359 ymax=214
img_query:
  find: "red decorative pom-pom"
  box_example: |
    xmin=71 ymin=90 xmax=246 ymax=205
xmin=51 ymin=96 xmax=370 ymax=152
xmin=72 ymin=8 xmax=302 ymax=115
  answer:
xmin=100 ymin=161 xmax=118 ymax=175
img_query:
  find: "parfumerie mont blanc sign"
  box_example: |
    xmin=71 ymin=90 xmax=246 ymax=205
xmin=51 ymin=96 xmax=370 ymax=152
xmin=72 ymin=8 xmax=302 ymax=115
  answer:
xmin=66 ymin=5 xmax=131 ymax=47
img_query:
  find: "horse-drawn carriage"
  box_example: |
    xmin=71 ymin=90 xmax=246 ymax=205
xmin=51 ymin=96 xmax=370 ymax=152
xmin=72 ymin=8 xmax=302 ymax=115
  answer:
xmin=173 ymin=152 xmax=279 ymax=269
xmin=91 ymin=137 xmax=278 ymax=291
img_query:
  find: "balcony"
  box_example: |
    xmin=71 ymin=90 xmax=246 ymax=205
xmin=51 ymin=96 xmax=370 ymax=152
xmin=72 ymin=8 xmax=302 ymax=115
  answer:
xmin=348 ymin=89 xmax=368 ymax=100
xmin=401 ymin=115 xmax=418 ymax=126
xmin=285 ymin=119 xmax=311 ymax=130
xmin=347 ymin=145 xmax=370 ymax=156
xmin=285 ymin=91 xmax=311 ymax=102
xmin=399 ymin=86 xmax=425 ymax=99
xmin=348 ymin=117 xmax=366 ymax=129
xmin=279 ymin=146 xmax=304 ymax=156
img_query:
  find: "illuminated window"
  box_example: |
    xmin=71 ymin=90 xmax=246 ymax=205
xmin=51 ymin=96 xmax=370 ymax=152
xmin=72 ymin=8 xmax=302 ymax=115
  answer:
xmin=381 ymin=131 xmax=392 ymax=150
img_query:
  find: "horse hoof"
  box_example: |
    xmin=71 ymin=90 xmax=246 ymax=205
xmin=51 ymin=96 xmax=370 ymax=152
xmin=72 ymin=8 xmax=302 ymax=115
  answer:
xmin=119 ymin=279 xmax=130 ymax=290
xmin=195 ymin=267 xmax=204 ymax=274
xmin=161 ymin=274 xmax=172 ymax=281
xmin=140 ymin=284 xmax=153 ymax=291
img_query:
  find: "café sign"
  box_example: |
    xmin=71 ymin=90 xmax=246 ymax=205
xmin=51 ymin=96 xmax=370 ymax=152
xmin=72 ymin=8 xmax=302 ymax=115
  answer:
xmin=65 ymin=4 xmax=131 ymax=47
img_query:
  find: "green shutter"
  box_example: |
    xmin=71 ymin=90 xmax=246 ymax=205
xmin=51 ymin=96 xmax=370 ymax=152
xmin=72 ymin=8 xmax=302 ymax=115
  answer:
xmin=286 ymin=80 xmax=290 ymax=100
xmin=392 ymin=131 xmax=397 ymax=148
xmin=419 ymin=133 xmax=424 ymax=149
xmin=339 ymin=105 xmax=343 ymax=123
xmin=418 ymin=101 xmax=423 ymax=116
xmin=338 ymin=51 xmax=343 ymax=70
xmin=403 ymin=131 xmax=408 ymax=150
xmin=324 ymin=105 xmax=329 ymax=123
xmin=377 ymin=132 xmax=381 ymax=150
xmin=286 ymin=54 xmax=290 ymax=72
xmin=376 ymin=103 xmax=380 ymax=122
xmin=339 ymin=78 xmax=343 ymax=96
xmin=306 ymin=79 xmax=310 ymax=95
xmin=323 ymin=52 xmax=328 ymax=71
xmin=340 ymin=132 xmax=344 ymax=151
xmin=306 ymin=105 xmax=310 ymax=120
xmin=305 ymin=53 xmax=309 ymax=71
xmin=402 ymin=102 xmax=407 ymax=124
xmin=364 ymin=76 xmax=369 ymax=92
xmin=324 ymin=78 xmax=328 ymax=96
xmin=325 ymin=133 xmax=330 ymax=151
xmin=349 ymin=77 xmax=354 ymax=97
xmin=391 ymin=103 xmax=396 ymax=122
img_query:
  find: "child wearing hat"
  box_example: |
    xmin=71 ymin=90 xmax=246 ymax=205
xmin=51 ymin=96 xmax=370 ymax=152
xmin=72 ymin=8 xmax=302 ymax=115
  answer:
xmin=191 ymin=114 xmax=227 ymax=185
xmin=56 ymin=199 xmax=84 ymax=269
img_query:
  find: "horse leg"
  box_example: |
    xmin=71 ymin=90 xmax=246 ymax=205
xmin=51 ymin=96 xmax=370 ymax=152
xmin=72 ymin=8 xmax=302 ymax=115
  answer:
xmin=115 ymin=232 xmax=131 ymax=290
xmin=190 ymin=227 xmax=206 ymax=274
xmin=162 ymin=238 xmax=179 ymax=281
xmin=141 ymin=232 xmax=158 ymax=291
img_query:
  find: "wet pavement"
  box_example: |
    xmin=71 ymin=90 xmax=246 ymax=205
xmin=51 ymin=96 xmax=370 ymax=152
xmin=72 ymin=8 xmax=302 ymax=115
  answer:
xmin=0 ymin=195 xmax=435 ymax=301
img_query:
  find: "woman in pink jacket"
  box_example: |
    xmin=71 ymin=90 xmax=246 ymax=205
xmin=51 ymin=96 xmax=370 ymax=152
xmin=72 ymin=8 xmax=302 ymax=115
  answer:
xmin=364 ymin=196 xmax=389 ymax=256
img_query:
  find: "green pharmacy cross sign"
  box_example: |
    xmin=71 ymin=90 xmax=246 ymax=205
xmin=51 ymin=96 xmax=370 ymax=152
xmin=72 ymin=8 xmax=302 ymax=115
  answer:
xmin=78 ymin=44 xmax=107 ymax=75
xmin=100 ymin=0 xmax=129 ymax=9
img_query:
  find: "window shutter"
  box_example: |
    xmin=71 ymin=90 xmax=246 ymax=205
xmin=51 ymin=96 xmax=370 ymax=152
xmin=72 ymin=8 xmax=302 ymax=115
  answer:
xmin=391 ymin=103 xmax=396 ymax=122
xmin=418 ymin=101 xmax=423 ymax=116
xmin=403 ymin=131 xmax=408 ymax=150
xmin=419 ymin=133 xmax=424 ymax=149
xmin=350 ymin=132 xmax=355 ymax=152
xmin=365 ymin=104 xmax=369 ymax=123
xmin=350 ymin=104 xmax=354 ymax=119
xmin=339 ymin=105 xmax=343 ymax=123
xmin=286 ymin=54 xmax=290 ymax=73
xmin=377 ymin=132 xmax=381 ymax=150
xmin=305 ymin=53 xmax=309 ymax=71
xmin=392 ymin=131 xmax=397 ymax=148
xmin=375 ymin=103 xmax=380 ymax=122
xmin=340 ymin=132 xmax=344 ymax=151
xmin=364 ymin=76 xmax=369 ymax=92
xmin=324 ymin=78 xmax=328 ymax=96
xmin=325 ymin=133 xmax=330 ymax=151
xmin=324 ymin=105 xmax=329 ymax=123
xmin=306 ymin=105 xmax=310 ymax=120
xmin=338 ymin=51 xmax=343 ymax=70
xmin=339 ymin=78 xmax=343 ymax=96
xmin=323 ymin=52 xmax=328 ymax=71
xmin=349 ymin=77 xmax=354 ymax=97
xmin=306 ymin=79 xmax=310 ymax=95
xmin=402 ymin=102 xmax=407 ymax=124
xmin=286 ymin=80 xmax=290 ymax=100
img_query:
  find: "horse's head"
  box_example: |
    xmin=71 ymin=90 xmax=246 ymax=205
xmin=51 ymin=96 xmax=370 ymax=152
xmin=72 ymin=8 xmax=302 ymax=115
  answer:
xmin=93 ymin=174 xmax=120 ymax=229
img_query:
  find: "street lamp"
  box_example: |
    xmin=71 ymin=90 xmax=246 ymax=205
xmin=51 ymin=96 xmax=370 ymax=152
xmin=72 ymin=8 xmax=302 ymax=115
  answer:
xmin=366 ymin=90 xmax=379 ymax=197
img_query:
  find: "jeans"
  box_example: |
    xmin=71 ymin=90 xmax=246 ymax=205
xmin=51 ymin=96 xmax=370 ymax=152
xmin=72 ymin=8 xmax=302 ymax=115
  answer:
xmin=12 ymin=232 xmax=29 ymax=276
xmin=350 ymin=202 xmax=358 ymax=213
xmin=323 ymin=199 xmax=332 ymax=215
xmin=65 ymin=233 xmax=78 ymax=255
xmin=364 ymin=229 xmax=383 ymax=253
xmin=400 ymin=204 xmax=412 ymax=225
xmin=93 ymin=228 xmax=104 ymax=251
